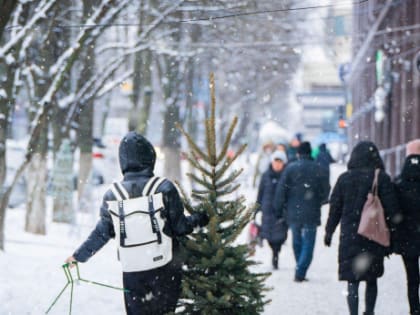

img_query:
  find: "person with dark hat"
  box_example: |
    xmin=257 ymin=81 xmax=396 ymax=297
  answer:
xmin=324 ymin=141 xmax=399 ymax=315
xmin=65 ymin=131 xmax=209 ymax=315
xmin=274 ymin=141 xmax=330 ymax=282
xmin=393 ymin=139 xmax=420 ymax=315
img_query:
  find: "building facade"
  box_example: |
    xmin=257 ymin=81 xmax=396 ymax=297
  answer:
xmin=348 ymin=0 xmax=420 ymax=176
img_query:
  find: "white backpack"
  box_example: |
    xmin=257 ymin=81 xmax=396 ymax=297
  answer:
xmin=107 ymin=177 xmax=173 ymax=272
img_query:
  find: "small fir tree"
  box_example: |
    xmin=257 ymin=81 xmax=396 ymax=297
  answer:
xmin=176 ymin=73 xmax=270 ymax=315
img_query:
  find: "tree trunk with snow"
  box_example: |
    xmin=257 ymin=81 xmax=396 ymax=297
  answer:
xmin=25 ymin=122 xmax=49 ymax=233
xmin=77 ymin=1 xmax=96 ymax=207
xmin=25 ymin=152 xmax=48 ymax=234
xmin=78 ymin=102 xmax=93 ymax=211
xmin=51 ymin=139 xmax=75 ymax=223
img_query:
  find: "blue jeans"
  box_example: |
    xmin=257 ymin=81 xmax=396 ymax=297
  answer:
xmin=290 ymin=224 xmax=317 ymax=279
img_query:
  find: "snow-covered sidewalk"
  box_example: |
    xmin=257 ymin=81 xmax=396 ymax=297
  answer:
xmin=0 ymin=164 xmax=409 ymax=314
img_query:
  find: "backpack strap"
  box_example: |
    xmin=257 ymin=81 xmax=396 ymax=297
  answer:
xmin=147 ymin=177 xmax=166 ymax=196
xmin=115 ymin=182 xmax=130 ymax=199
xmin=111 ymin=183 xmax=124 ymax=201
xmin=110 ymin=182 xmax=129 ymax=246
xmin=143 ymin=177 xmax=167 ymax=245
xmin=142 ymin=176 xmax=160 ymax=196
xmin=371 ymin=169 xmax=380 ymax=196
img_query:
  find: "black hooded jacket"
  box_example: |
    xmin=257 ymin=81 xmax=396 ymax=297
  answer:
xmin=73 ymin=132 xmax=197 ymax=263
xmin=325 ymin=141 xmax=400 ymax=281
xmin=393 ymin=154 xmax=420 ymax=257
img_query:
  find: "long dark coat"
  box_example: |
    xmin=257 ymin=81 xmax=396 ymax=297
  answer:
xmin=256 ymin=164 xmax=288 ymax=243
xmin=325 ymin=141 xmax=399 ymax=281
xmin=274 ymin=155 xmax=330 ymax=226
xmin=393 ymin=154 xmax=420 ymax=257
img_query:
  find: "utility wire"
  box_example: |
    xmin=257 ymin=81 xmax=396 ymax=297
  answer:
xmin=7 ymin=0 xmax=368 ymax=30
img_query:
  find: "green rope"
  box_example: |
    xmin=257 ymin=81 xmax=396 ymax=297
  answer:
xmin=45 ymin=262 xmax=128 ymax=314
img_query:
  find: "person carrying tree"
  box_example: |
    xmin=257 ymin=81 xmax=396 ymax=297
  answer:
xmin=65 ymin=131 xmax=209 ymax=315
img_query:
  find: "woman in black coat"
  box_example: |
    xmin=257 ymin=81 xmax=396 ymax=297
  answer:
xmin=324 ymin=141 xmax=399 ymax=315
xmin=256 ymin=150 xmax=288 ymax=270
xmin=393 ymin=139 xmax=420 ymax=315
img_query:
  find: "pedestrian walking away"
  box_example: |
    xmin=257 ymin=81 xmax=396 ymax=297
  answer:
xmin=65 ymin=131 xmax=209 ymax=315
xmin=324 ymin=141 xmax=400 ymax=315
xmin=256 ymin=150 xmax=289 ymax=270
xmin=274 ymin=141 xmax=330 ymax=282
xmin=393 ymin=139 xmax=420 ymax=315
xmin=315 ymin=143 xmax=335 ymax=180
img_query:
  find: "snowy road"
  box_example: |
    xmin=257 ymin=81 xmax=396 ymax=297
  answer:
xmin=0 ymin=164 xmax=410 ymax=314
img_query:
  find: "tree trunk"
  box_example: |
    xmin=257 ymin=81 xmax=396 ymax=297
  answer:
xmin=137 ymin=50 xmax=153 ymax=134
xmin=129 ymin=1 xmax=154 ymax=134
xmin=0 ymin=0 xmax=17 ymax=41
xmin=163 ymin=146 xmax=181 ymax=181
xmin=163 ymin=104 xmax=181 ymax=181
xmin=77 ymin=47 xmax=95 ymax=205
xmin=50 ymin=139 xmax=74 ymax=223
xmin=25 ymin=152 xmax=48 ymax=234
xmin=51 ymin=106 xmax=74 ymax=218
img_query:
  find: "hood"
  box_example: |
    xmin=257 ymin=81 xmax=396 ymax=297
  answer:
xmin=347 ymin=141 xmax=384 ymax=170
xmin=118 ymin=131 xmax=156 ymax=174
xmin=400 ymin=154 xmax=420 ymax=181
xmin=319 ymin=143 xmax=327 ymax=152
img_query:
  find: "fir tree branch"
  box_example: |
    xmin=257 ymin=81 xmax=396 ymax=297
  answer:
xmin=205 ymin=118 xmax=217 ymax=165
xmin=216 ymin=183 xmax=241 ymax=198
xmin=176 ymin=122 xmax=208 ymax=162
xmin=208 ymin=72 xmax=217 ymax=165
xmin=187 ymin=173 xmax=213 ymax=190
xmin=216 ymin=116 xmax=238 ymax=164
xmin=214 ymin=144 xmax=246 ymax=181
xmin=215 ymin=168 xmax=243 ymax=190
xmin=185 ymin=153 xmax=212 ymax=177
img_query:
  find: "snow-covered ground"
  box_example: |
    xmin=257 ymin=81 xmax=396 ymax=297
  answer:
xmin=0 ymin=163 xmax=410 ymax=314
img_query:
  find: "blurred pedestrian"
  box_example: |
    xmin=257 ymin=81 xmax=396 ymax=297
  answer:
xmin=324 ymin=141 xmax=399 ymax=315
xmin=65 ymin=132 xmax=208 ymax=315
xmin=393 ymin=139 xmax=420 ymax=315
xmin=316 ymin=143 xmax=335 ymax=179
xmin=274 ymin=141 xmax=330 ymax=281
xmin=256 ymin=150 xmax=288 ymax=270
xmin=286 ymin=133 xmax=302 ymax=163
xmin=253 ymin=141 xmax=275 ymax=187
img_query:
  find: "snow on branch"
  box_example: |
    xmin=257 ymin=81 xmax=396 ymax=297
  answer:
xmin=38 ymin=0 xmax=131 ymax=106
xmin=97 ymin=69 xmax=133 ymax=98
xmin=0 ymin=0 xmax=56 ymax=58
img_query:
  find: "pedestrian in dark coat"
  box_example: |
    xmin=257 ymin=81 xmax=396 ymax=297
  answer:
xmin=66 ymin=132 xmax=208 ymax=315
xmin=256 ymin=150 xmax=288 ymax=270
xmin=324 ymin=141 xmax=399 ymax=315
xmin=274 ymin=141 xmax=330 ymax=281
xmin=393 ymin=139 xmax=420 ymax=315
xmin=316 ymin=143 xmax=335 ymax=179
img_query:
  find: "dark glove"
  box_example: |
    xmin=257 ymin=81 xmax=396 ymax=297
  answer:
xmin=191 ymin=212 xmax=209 ymax=227
xmin=324 ymin=233 xmax=332 ymax=247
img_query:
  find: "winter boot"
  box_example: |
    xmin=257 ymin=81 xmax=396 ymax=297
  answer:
xmin=363 ymin=312 xmax=374 ymax=315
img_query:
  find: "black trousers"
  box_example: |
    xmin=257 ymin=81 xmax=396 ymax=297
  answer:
xmin=123 ymin=264 xmax=182 ymax=315
xmin=268 ymin=241 xmax=282 ymax=256
xmin=402 ymin=255 xmax=420 ymax=315
xmin=347 ymin=280 xmax=377 ymax=315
